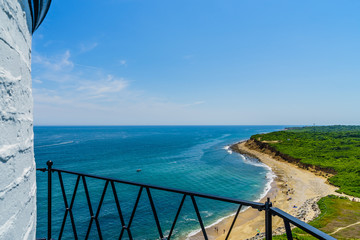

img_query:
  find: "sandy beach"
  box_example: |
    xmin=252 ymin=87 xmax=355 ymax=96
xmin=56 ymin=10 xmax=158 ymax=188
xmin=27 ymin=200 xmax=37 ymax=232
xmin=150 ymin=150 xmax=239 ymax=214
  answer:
xmin=189 ymin=139 xmax=340 ymax=240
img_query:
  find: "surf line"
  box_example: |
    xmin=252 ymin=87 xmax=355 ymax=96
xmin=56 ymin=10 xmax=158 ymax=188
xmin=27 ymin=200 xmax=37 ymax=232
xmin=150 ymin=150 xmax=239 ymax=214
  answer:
xmin=36 ymin=141 xmax=74 ymax=148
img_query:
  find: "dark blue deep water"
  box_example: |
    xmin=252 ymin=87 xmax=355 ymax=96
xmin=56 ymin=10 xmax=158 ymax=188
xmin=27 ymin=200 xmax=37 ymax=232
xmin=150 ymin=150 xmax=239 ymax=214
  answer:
xmin=35 ymin=126 xmax=286 ymax=239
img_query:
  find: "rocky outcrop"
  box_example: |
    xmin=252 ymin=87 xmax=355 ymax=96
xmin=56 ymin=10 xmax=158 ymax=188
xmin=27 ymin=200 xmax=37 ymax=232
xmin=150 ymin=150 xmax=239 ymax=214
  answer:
xmin=245 ymin=197 xmax=322 ymax=239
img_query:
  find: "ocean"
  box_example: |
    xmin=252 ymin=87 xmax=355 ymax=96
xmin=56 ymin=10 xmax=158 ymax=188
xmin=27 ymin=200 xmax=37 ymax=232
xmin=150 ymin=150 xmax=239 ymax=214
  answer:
xmin=35 ymin=126 xmax=286 ymax=239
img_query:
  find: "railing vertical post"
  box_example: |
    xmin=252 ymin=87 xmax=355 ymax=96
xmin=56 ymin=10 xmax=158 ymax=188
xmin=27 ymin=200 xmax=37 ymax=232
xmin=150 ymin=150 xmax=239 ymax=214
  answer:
xmin=47 ymin=160 xmax=53 ymax=240
xmin=265 ymin=197 xmax=272 ymax=240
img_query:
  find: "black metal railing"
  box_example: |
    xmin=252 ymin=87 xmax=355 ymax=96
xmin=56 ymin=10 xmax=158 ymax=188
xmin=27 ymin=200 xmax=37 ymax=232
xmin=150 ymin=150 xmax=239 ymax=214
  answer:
xmin=37 ymin=161 xmax=336 ymax=240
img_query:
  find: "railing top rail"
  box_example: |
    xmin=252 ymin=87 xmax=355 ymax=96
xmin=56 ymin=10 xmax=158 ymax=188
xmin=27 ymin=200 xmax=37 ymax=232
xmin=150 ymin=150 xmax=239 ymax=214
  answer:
xmin=37 ymin=167 xmax=265 ymax=209
xmin=270 ymin=207 xmax=336 ymax=240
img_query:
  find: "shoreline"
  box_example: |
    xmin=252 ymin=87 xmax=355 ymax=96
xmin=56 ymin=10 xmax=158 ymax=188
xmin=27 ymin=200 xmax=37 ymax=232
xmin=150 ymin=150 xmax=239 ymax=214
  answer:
xmin=188 ymin=139 xmax=339 ymax=240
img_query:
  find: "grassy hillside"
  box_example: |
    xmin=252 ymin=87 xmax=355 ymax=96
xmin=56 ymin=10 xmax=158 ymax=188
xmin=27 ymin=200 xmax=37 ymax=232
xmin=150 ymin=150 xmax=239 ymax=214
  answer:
xmin=273 ymin=195 xmax=360 ymax=239
xmin=251 ymin=125 xmax=360 ymax=197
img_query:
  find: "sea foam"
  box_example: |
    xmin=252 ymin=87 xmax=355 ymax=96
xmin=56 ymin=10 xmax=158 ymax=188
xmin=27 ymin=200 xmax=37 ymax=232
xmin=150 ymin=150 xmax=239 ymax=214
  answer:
xmin=36 ymin=141 xmax=74 ymax=148
xmin=223 ymin=145 xmax=232 ymax=154
xmin=240 ymin=153 xmax=276 ymax=201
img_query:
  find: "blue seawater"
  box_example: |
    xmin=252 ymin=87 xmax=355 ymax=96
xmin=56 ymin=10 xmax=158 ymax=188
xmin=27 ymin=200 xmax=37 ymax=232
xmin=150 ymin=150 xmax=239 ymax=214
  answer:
xmin=35 ymin=126 xmax=286 ymax=239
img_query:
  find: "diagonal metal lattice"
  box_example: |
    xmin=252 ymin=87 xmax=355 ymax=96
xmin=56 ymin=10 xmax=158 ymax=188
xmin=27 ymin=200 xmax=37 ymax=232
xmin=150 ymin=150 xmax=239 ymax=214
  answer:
xmin=54 ymin=172 xmax=243 ymax=240
xmin=58 ymin=173 xmax=79 ymax=239
xmin=37 ymin=161 xmax=336 ymax=240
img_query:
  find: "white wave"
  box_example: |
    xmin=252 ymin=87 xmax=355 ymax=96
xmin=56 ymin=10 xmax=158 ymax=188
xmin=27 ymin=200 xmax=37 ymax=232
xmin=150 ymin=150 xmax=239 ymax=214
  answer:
xmin=223 ymin=145 xmax=232 ymax=154
xmin=239 ymin=154 xmax=276 ymax=202
xmin=183 ymin=216 xmax=197 ymax=222
xmin=223 ymin=139 xmax=248 ymax=155
xmin=36 ymin=141 xmax=74 ymax=148
xmin=220 ymin=134 xmax=231 ymax=139
xmin=200 ymin=210 xmax=213 ymax=218
xmin=186 ymin=206 xmax=250 ymax=239
xmin=255 ymin=168 xmax=276 ymax=202
xmin=163 ymin=136 xmax=229 ymax=162
xmin=240 ymin=154 xmax=267 ymax=168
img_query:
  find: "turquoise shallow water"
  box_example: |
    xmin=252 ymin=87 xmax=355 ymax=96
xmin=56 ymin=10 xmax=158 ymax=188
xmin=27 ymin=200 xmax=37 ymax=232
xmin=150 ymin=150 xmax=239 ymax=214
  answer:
xmin=35 ymin=126 xmax=286 ymax=239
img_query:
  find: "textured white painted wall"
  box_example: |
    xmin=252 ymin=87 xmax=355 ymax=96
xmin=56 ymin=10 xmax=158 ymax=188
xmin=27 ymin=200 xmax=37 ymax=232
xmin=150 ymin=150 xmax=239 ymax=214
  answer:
xmin=0 ymin=0 xmax=36 ymax=239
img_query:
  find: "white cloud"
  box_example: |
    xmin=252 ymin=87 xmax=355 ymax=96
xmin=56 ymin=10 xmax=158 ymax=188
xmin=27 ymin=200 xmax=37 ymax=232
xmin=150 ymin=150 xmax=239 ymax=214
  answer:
xmin=119 ymin=60 xmax=127 ymax=66
xmin=77 ymin=75 xmax=128 ymax=96
xmin=79 ymin=42 xmax=98 ymax=53
xmin=32 ymin=51 xmax=132 ymax=106
xmin=183 ymin=101 xmax=205 ymax=107
xmin=33 ymin=50 xmax=74 ymax=71
xmin=32 ymin=50 xmax=210 ymax=125
xmin=33 ymin=89 xmax=71 ymax=105
xmin=33 ymin=79 xmax=43 ymax=84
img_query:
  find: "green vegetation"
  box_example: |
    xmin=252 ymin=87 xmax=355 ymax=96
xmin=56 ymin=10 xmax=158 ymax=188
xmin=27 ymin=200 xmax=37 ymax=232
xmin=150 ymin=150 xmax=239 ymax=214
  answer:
xmin=273 ymin=195 xmax=360 ymax=239
xmin=252 ymin=126 xmax=360 ymax=239
xmin=251 ymin=125 xmax=360 ymax=197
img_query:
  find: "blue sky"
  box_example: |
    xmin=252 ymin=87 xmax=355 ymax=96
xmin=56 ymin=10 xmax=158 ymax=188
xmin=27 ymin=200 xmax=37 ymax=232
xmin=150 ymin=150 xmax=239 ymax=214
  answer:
xmin=32 ymin=0 xmax=360 ymax=125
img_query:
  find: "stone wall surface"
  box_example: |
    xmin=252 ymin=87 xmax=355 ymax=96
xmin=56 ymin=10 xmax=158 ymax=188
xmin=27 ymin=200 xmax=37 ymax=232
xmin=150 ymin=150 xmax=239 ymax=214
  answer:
xmin=0 ymin=0 xmax=36 ymax=239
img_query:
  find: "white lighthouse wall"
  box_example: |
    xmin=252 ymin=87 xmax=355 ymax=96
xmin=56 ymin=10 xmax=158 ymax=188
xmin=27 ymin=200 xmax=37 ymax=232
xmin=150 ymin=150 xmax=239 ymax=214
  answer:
xmin=0 ymin=0 xmax=36 ymax=239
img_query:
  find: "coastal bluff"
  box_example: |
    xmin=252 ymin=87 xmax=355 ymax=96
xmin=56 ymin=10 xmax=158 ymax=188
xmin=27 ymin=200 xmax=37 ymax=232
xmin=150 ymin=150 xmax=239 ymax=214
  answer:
xmin=231 ymin=139 xmax=336 ymax=178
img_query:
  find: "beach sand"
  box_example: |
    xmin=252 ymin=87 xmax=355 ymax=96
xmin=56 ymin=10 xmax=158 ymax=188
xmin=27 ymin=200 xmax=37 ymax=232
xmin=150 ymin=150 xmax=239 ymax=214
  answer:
xmin=189 ymin=140 xmax=339 ymax=240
